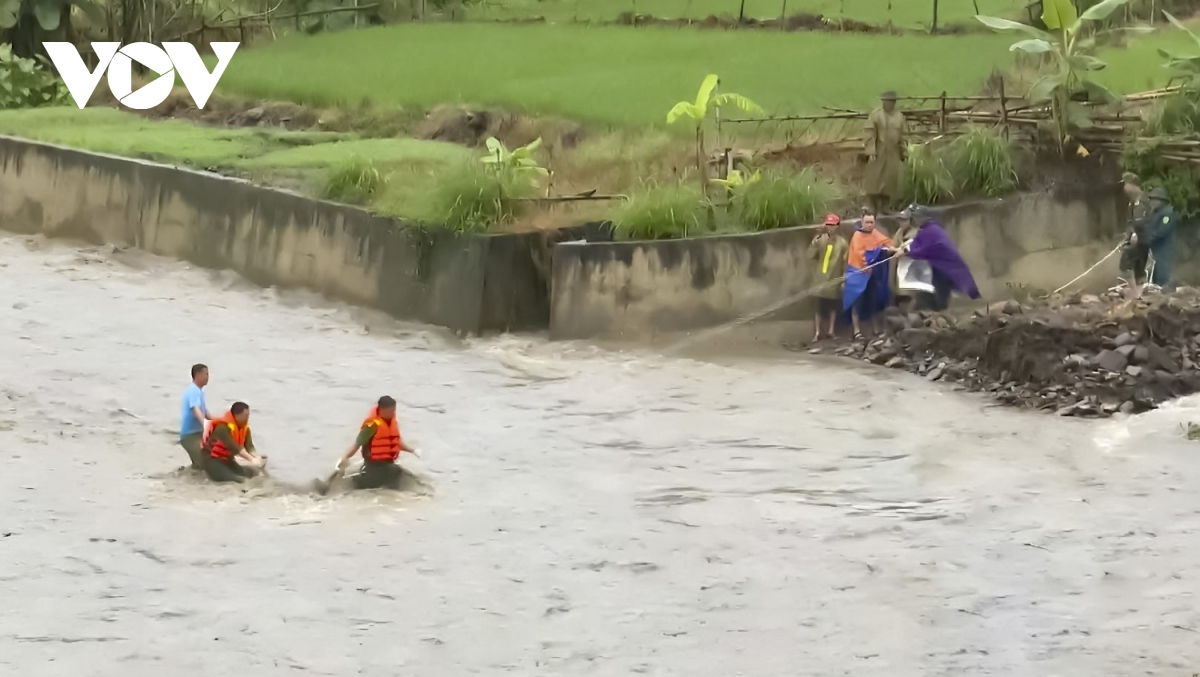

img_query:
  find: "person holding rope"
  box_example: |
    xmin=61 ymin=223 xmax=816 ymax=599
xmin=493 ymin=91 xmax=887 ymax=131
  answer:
xmin=891 ymin=205 xmax=980 ymax=311
xmin=889 ymin=205 xmax=924 ymax=311
xmin=843 ymin=212 xmax=893 ymax=340
xmin=1118 ymin=172 xmax=1151 ymax=299
xmin=1144 ymin=186 xmax=1178 ymax=292
xmin=808 ymin=213 xmax=849 ymax=342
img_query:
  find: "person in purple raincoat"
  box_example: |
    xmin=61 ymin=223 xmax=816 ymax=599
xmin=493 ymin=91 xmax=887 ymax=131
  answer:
xmin=890 ymin=206 xmax=980 ymax=311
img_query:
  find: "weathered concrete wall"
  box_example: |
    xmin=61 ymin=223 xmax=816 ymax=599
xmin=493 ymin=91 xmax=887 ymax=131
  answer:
xmin=550 ymin=186 xmax=1127 ymax=341
xmin=0 ymin=136 xmax=553 ymax=335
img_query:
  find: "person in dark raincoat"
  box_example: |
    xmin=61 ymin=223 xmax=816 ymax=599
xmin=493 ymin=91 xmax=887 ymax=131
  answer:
xmin=892 ymin=206 xmax=980 ymax=311
xmin=1144 ymin=187 xmax=1177 ymax=291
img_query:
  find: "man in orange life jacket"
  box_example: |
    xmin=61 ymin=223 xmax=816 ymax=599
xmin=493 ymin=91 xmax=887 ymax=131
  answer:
xmin=334 ymin=395 xmax=419 ymax=490
xmin=202 ymin=401 xmax=266 ymax=483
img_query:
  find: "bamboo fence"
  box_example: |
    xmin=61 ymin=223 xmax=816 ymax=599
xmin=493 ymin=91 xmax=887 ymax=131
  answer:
xmin=718 ymin=86 xmax=1179 ymax=161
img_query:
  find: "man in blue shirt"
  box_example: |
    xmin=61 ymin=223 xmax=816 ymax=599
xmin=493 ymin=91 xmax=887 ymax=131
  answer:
xmin=180 ymin=363 xmax=217 ymax=469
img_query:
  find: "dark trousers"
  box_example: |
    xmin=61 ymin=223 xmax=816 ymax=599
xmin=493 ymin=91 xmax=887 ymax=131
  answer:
xmin=351 ymin=461 xmax=403 ymax=490
xmin=180 ymin=433 xmax=206 ymax=470
xmin=1120 ymin=243 xmax=1149 ymax=284
xmin=1151 ymin=243 xmax=1173 ymax=289
xmin=205 ymin=458 xmax=251 ymax=483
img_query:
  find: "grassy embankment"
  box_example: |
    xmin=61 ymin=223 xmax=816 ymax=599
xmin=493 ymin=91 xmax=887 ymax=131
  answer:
xmin=0 ymin=19 xmax=1185 ymax=227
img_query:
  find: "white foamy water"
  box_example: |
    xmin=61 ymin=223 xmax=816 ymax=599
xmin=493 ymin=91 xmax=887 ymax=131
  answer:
xmin=1 ymin=234 xmax=1199 ymax=676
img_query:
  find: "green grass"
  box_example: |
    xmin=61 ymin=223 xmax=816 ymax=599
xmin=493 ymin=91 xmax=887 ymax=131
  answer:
xmin=0 ymin=107 xmax=343 ymax=165
xmin=216 ymin=23 xmax=1019 ymax=127
xmin=468 ymin=0 xmax=1032 ymax=28
xmin=1098 ymin=20 xmax=1198 ymax=93
xmin=0 ymin=107 xmax=476 ymax=221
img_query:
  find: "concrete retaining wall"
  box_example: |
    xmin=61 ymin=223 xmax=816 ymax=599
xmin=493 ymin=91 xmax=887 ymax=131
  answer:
xmin=0 ymin=135 xmax=553 ymax=335
xmin=549 ymin=186 xmax=1129 ymax=341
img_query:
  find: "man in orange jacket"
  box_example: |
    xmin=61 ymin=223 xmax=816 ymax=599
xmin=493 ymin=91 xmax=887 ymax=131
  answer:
xmin=334 ymin=395 xmax=419 ymax=490
xmin=203 ymin=401 xmax=267 ymax=483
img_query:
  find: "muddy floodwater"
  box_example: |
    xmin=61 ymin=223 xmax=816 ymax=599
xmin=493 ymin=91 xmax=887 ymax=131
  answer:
xmin=2 ymin=234 xmax=1200 ymax=676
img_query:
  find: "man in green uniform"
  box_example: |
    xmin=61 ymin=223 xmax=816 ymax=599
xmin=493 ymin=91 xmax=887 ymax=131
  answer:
xmin=1118 ymin=172 xmax=1151 ymax=299
xmin=202 ymin=402 xmax=267 ymax=483
xmin=888 ymin=204 xmax=922 ymax=310
xmin=808 ymin=213 xmax=848 ymax=342
xmin=863 ymin=91 xmax=907 ymax=217
xmin=334 ymin=396 xmax=421 ymax=491
xmin=1145 ymin=186 xmax=1178 ymax=291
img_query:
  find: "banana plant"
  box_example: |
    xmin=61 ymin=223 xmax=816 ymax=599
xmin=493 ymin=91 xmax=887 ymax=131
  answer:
xmin=0 ymin=0 xmax=104 ymax=31
xmin=976 ymin=0 xmax=1149 ymax=151
xmin=1159 ymin=11 xmax=1200 ymax=86
xmin=481 ymin=136 xmax=549 ymax=187
xmin=710 ymin=168 xmax=761 ymax=191
xmin=711 ymin=168 xmax=761 ymax=215
xmin=667 ymin=74 xmax=763 ymax=191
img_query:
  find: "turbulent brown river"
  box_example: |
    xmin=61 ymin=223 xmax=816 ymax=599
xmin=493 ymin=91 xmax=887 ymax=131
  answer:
xmin=3 ymin=234 xmax=1200 ymax=676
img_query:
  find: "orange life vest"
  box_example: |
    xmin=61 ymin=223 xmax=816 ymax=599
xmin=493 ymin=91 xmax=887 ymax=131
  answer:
xmin=204 ymin=411 xmax=249 ymax=461
xmin=361 ymin=407 xmax=402 ymax=463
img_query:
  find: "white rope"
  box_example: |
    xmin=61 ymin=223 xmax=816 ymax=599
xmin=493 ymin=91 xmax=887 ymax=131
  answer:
xmin=665 ymin=253 xmax=894 ymax=354
xmin=667 ymin=238 xmax=1127 ymax=354
xmin=1051 ymin=243 xmax=1123 ymax=295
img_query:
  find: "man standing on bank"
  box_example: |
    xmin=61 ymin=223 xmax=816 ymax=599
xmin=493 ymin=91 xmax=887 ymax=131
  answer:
xmin=334 ymin=396 xmax=420 ymax=490
xmin=1145 ymin=186 xmax=1178 ymax=291
xmin=179 ymin=363 xmax=219 ymax=470
xmin=863 ymin=91 xmax=907 ymax=217
xmin=1118 ymin=172 xmax=1151 ymax=299
xmin=808 ymin=213 xmax=848 ymax=342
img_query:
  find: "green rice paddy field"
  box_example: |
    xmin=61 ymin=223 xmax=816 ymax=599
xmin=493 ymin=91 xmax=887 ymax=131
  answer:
xmin=467 ymin=0 xmax=1032 ymax=27
xmin=211 ymin=21 xmax=1185 ymax=128
xmin=1 ymin=15 xmax=1193 ymax=224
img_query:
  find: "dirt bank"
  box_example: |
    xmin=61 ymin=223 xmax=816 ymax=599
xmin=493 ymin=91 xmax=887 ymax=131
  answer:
xmin=94 ymin=87 xmax=588 ymax=153
xmin=819 ymin=289 xmax=1200 ymax=418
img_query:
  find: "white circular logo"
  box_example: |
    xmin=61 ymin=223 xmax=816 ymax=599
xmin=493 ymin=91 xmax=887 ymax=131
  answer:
xmin=107 ymin=42 xmax=175 ymax=110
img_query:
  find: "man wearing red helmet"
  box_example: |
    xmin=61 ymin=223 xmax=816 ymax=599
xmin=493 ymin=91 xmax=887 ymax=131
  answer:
xmin=808 ymin=213 xmax=848 ymax=342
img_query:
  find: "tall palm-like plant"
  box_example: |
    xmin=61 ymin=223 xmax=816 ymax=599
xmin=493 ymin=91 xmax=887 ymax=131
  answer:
xmin=976 ymin=0 xmax=1148 ymax=150
xmin=667 ymin=73 xmax=763 ymax=190
xmin=1159 ymin=11 xmax=1200 ymax=87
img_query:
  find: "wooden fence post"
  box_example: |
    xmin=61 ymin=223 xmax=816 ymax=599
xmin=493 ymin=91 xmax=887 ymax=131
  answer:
xmin=938 ymin=91 xmax=947 ymax=134
xmin=999 ymin=78 xmax=1010 ymax=139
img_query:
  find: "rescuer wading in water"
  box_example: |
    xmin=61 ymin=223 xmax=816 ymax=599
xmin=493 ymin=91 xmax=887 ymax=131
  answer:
xmin=202 ymin=401 xmax=267 ymax=483
xmin=334 ymin=395 xmax=420 ymax=490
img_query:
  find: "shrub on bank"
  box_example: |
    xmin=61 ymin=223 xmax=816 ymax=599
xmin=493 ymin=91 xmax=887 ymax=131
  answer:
xmin=1127 ymin=89 xmax=1200 ymax=218
xmin=427 ymin=163 xmax=537 ymax=233
xmin=901 ymin=126 xmax=1018 ymax=205
xmin=901 ymin=142 xmax=953 ymax=205
xmin=612 ymin=168 xmax=841 ymax=240
xmin=736 ymin=168 xmax=840 ymax=232
xmin=611 ymin=182 xmax=709 ymax=240
xmin=0 ymin=45 xmax=69 ymax=109
xmin=948 ymin=126 xmax=1017 ymax=198
xmin=323 ymin=157 xmax=383 ymax=204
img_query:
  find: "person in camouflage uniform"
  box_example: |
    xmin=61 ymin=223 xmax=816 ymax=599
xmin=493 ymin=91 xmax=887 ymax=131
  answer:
xmin=1145 ymin=186 xmax=1178 ymax=291
xmin=1118 ymin=172 xmax=1150 ymax=299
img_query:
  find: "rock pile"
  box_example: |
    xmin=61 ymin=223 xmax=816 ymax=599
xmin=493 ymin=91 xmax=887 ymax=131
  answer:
xmin=819 ymin=289 xmax=1200 ymax=418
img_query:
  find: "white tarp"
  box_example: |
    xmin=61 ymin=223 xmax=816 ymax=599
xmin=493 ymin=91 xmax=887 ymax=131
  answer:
xmin=897 ymin=257 xmax=935 ymax=294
